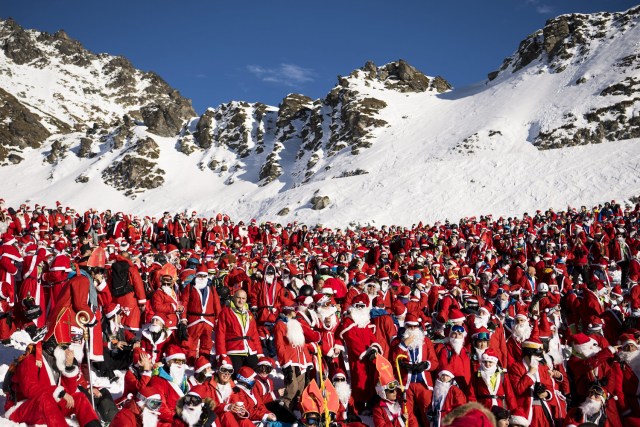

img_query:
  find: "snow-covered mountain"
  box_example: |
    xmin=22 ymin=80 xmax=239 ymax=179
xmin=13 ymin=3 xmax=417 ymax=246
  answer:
xmin=0 ymin=6 xmax=639 ymax=226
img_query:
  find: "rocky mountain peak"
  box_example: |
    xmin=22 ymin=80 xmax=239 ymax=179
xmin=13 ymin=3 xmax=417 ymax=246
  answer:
xmin=352 ymin=59 xmax=451 ymax=93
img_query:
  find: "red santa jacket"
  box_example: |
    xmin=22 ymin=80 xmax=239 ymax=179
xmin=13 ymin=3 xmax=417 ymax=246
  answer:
xmin=254 ymin=375 xmax=277 ymax=405
xmin=228 ymin=384 xmax=272 ymax=423
xmin=273 ymin=318 xmax=314 ymax=369
xmin=509 ymin=360 xmax=557 ymax=427
xmin=468 ymin=368 xmax=517 ymax=410
xmin=436 ymin=343 xmax=471 ymax=394
xmin=372 ymin=399 xmax=416 ymax=427
xmin=391 ymin=339 xmax=439 ymax=388
xmin=120 ymin=366 xmax=152 ymax=404
xmin=180 ymin=283 xmax=222 ymax=328
xmin=140 ymin=328 xmax=180 ymax=364
xmin=148 ymin=368 xmax=190 ymax=426
xmin=249 ymin=278 xmax=294 ymax=325
xmin=428 ymin=382 xmax=467 ymax=425
xmin=152 ymin=285 xmax=182 ymax=328
xmin=110 ymin=398 xmax=143 ymax=427
xmin=215 ymin=305 xmax=262 ymax=357
xmin=568 ymin=347 xmax=619 ymax=402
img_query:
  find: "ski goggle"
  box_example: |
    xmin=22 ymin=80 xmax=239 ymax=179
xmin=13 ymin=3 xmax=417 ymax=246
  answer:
xmin=474 ymin=332 xmax=490 ymax=341
xmin=145 ymin=398 xmax=162 ymax=411
xmin=219 ymin=367 xmax=234 ymax=375
xmin=451 ymin=325 xmax=465 ymax=334
xmin=183 ymin=395 xmax=202 ymax=407
xmin=333 ymin=377 xmax=347 ymax=382
xmin=589 ymin=385 xmax=607 ymax=399
xmin=384 ymin=381 xmax=400 ymax=392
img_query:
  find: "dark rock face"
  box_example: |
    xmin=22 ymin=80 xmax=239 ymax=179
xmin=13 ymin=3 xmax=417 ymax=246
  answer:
xmin=0 ymin=19 xmax=44 ymax=65
xmin=310 ymin=196 xmax=330 ymax=210
xmin=77 ymin=138 xmax=94 ymax=158
xmin=141 ymin=103 xmax=191 ymax=137
xmin=360 ymin=60 xmax=449 ymax=93
xmin=194 ymin=109 xmax=216 ymax=149
xmin=0 ymin=88 xmax=50 ymax=163
xmin=46 ymin=140 xmax=68 ymax=164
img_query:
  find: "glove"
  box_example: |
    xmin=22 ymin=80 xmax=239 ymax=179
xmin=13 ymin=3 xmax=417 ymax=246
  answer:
xmin=399 ymin=361 xmax=412 ymax=371
xmin=413 ymin=361 xmax=429 ymax=373
xmin=367 ymin=348 xmax=378 ymax=361
xmin=177 ymin=322 xmax=189 ymax=341
xmin=283 ymin=366 xmax=293 ymax=384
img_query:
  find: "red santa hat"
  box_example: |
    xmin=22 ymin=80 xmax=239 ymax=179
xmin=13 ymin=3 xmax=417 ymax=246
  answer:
xmin=377 ymin=269 xmax=389 ymax=280
xmin=132 ymin=348 xmax=150 ymax=365
xmin=509 ymin=409 xmax=530 ymax=427
xmin=332 ymin=368 xmax=347 ymax=380
xmin=538 ymin=313 xmax=552 ymax=338
xmin=587 ymin=315 xmax=604 ymax=331
xmin=257 ymin=356 xmax=274 ymax=367
xmin=312 ymin=293 xmax=331 ymax=306
xmin=371 ymin=296 xmax=386 ymax=308
xmin=295 ymin=295 xmax=314 ymax=307
xmin=194 ymin=356 xmax=211 ymax=374
xmin=611 ymin=285 xmax=623 ymax=298
xmin=104 ymin=303 xmax=121 ymax=319
xmin=404 ymin=313 xmax=421 ymax=326
xmin=151 ymin=314 xmax=165 ymax=325
xmin=196 ymin=264 xmax=209 ymax=276
xmin=236 ymin=366 xmax=257 ymax=383
xmin=166 ymin=244 xmax=179 ymax=255
xmin=571 ymin=333 xmax=596 ymax=354
xmin=218 ymin=355 xmax=233 ymax=371
xmin=618 ymin=334 xmax=637 ymax=347
xmin=163 ymin=344 xmax=185 ymax=362
xmin=392 ymin=300 xmax=407 ymax=317
xmin=438 ymin=370 xmax=455 ymax=380
xmin=481 ymin=348 xmax=499 ymax=363
xmin=351 ymin=293 xmax=369 ymax=307
xmin=448 ymin=308 xmax=466 ymax=323
xmin=354 ymin=271 xmax=368 ymax=284
xmin=397 ymin=285 xmax=412 ymax=299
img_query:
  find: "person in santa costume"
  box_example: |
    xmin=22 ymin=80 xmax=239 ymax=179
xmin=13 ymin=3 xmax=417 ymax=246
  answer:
xmin=564 ymin=384 xmax=623 ymax=427
xmin=180 ymin=264 xmax=222 ymax=364
xmin=45 ymin=246 xmax=106 ymax=363
xmin=191 ymin=356 xmax=244 ymax=427
xmin=215 ymin=289 xmax=262 ymax=373
xmin=111 ymin=385 xmax=164 ymax=427
xmin=315 ymin=292 xmax=346 ymax=378
xmin=506 ymin=310 xmax=531 ymax=367
xmin=249 ymin=263 xmax=295 ymax=355
xmin=140 ymin=314 xmax=181 ymax=364
xmin=371 ymin=354 xmax=419 ymax=427
xmin=508 ymin=334 xmax=556 ymax=427
xmin=17 ymin=242 xmax=48 ymax=340
xmin=148 ymin=344 xmax=190 ymax=427
xmin=390 ymin=313 xmax=438 ymax=427
xmin=333 ymin=369 xmax=364 ymax=425
xmin=120 ymin=348 xmax=154 ymax=405
xmin=98 ymin=302 xmax=135 ymax=378
xmin=108 ymin=245 xmax=148 ymax=334
xmin=188 ymin=356 xmax=213 ymax=388
xmin=567 ymin=332 xmax=621 ymax=404
xmin=426 ymin=370 xmax=467 ymax=427
xmin=172 ymin=390 xmax=218 ymax=427
xmin=273 ymin=303 xmax=315 ymax=412
xmin=436 ymin=324 xmax=471 ymax=394
xmin=468 ymin=347 xmax=516 ymax=411
xmin=152 ymin=263 xmax=184 ymax=330
xmin=0 ymin=238 xmax=21 ymax=341
xmin=612 ymin=333 xmax=640 ymax=424
xmin=338 ymin=293 xmax=383 ymax=412
xmin=4 ymin=334 xmax=100 ymax=426
xmin=226 ymin=366 xmax=279 ymax=425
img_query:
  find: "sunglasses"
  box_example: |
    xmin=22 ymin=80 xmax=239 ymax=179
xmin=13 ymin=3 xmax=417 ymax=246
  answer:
xmin=171 ymin=359 xmax=186 ymax=365
xmin=353 ymin=303 xmax=366 ymax=309
xmin=257 ymin=365 xmax=273 ymax=374
xmin=146 ymin=398 xmax=162 ymax=411
xmin=219 ymin=367 xmax=234 ymax=375
xmin=183 ymin=395 xmax=202 ymax=406
xmin=333 ymin=377 xmax=347 ymax=382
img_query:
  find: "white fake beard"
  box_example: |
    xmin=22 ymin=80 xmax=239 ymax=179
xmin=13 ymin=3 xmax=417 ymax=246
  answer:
xmin=513 ymin=323 xmax=532 ymax=342
xmin=349 ymin=307 xmax=371 ymax=328
xmin=70 ymin=343 xmax=84 ymax=364
xmin=54 ymin=346 xmax=71 ymax=372
xmin=321 ymin=313 xmax=337 ymax=330
xmin=217 ymin=382 xmax=232 ymax=402
xmin=497 ymin=299 xmax=509 ymax=311
xmin=381 ymin=281 xmax=390 ymax=292
xmin=109 ymin=318 xmax=122 ymax=335
xmin=181 ymin=404 xmax=203 ymax=427
xmin=141 ymin=407 xmax=160 ymax=427
xmin=547 ymin=335 xmax=564 ymax=364
xmin=265 ymin=275 xmax=275 ymax=285
xmin=475 ymin=347 xmax=486 ymax=359
xmin=480 ymin=364 xmax=497 ymax=384
xmin=148 ymin=324 xmax=163 ymax=333
xmin=286 ymin=318 xmax=306 ymax=347
xmin=450 ymin=337 xmax=465 ymax=355
xmin=580 ymin=343 xmax=601 ymax=359
xmin=433 ymin=379 xmax=452 ymax=404
xmin=580 ymin=398 xmax=603 ymax=417
xmin=194 ymin=277 xmax=208 ymax=289
xmin=474 ymin=314 xmax=489 ymax=329
xmin=334 ymin=381 xmax=352 ymax=407
xmin=317 ymin=305 xmax=337 ymax=321
xmin=403 ymin=328 xmax=425 ymax=350
xmin=291 ymin=277 xmax=304 ymax=290
xmin=170 ymin=363 xmax=187 ymax=383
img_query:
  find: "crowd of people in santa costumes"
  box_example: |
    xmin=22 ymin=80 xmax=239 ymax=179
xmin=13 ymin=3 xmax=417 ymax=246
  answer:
xmin=0 ymin=197 xmax=638 ymax=426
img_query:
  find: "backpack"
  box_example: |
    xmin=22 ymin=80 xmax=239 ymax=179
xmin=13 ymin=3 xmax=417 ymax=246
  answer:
xmin=110 ymin=260 xmax=134 ymax=297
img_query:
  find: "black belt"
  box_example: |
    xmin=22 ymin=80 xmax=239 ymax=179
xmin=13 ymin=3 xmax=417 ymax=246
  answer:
xmin=186 ymin=312 xmax=216 ymax=317
xmin=228 ymin=335 xmax=251 ymax=342
xmin=478 ymin=395 xmax=505 ymax=400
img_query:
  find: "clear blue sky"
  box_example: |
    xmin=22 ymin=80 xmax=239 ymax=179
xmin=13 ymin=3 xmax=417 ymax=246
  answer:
xmin=1 ymin=0 xmax=637 ymax=114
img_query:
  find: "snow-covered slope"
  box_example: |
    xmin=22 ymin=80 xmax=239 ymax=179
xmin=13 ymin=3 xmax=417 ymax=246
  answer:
xmin=0 ymin=7 xmax=639 ymax=226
